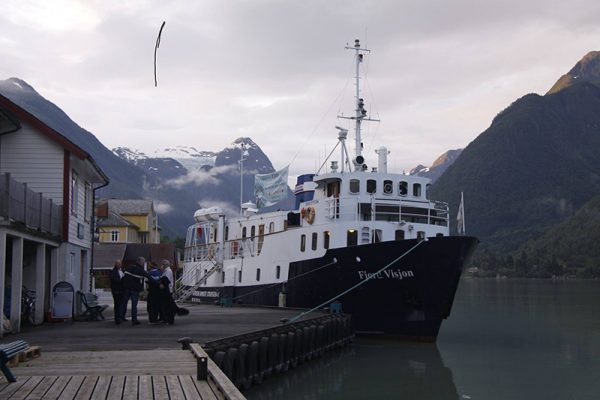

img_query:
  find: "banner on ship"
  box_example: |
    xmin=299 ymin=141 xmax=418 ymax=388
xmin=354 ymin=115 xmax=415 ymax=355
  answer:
xmin=254 ymin=166 xmax=289 ymax=208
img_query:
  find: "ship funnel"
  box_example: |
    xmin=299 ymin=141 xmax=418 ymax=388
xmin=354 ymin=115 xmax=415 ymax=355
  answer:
xmin=294 ymin=174 xmax=316 ymax=209
xmin=375 ymin=146 xmax=389 ymax=173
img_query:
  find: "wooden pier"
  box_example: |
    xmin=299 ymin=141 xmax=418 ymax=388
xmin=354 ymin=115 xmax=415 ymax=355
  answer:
xmin=0 ymin=349 xmax=244 ymax=399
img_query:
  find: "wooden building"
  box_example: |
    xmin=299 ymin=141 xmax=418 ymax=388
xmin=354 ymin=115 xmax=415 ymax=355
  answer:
xmin=0 ymin=94 xmax=108 ymax=336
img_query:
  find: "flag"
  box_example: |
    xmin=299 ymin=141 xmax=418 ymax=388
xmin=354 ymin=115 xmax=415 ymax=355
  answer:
xmin=254 ymin=166 xmax=289 ymax=208
xmin=457 ymin=191 xmax=466 ymax=236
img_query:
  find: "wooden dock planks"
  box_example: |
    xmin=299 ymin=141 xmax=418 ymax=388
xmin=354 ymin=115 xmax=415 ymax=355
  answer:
xmin=0 ymin=349 xmax=246 ymax=399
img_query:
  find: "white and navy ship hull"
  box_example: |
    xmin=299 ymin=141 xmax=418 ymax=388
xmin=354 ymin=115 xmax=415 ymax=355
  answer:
xmin=188 ymin=236 xmax=478 ymax=341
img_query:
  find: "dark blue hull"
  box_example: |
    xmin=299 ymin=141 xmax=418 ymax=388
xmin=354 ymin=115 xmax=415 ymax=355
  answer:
xmin=191 ymin=236 xmax=478 ymax=341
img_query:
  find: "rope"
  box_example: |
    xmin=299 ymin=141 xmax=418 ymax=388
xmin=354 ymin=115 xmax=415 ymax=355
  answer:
xmin=231 ymin=257 xmax=339 ymax=302
xmin=287 ymin=239 xmax=426 ymax=324
xmin=154 ymin=21 xmax=166 ymax=87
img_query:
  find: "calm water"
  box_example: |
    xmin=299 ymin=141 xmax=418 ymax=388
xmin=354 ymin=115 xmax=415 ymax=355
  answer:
xmin=245 ymin=279 xmax=600 ymax=400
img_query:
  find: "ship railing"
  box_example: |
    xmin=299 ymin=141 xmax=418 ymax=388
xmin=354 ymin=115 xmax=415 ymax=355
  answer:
xmin=183 ymin=242 xmax=221 ymax=263
xmin=222 ymin=238 xmax=257 ymax=260
xmin=323 ymin=196 xmax=449 ymax=226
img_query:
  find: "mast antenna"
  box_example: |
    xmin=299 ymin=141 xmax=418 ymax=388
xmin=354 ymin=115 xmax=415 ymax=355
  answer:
xmin=338 ymin=39 xmax=379 ymax=171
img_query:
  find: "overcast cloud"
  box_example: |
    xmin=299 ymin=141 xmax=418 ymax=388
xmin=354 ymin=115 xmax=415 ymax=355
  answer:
xmin=2 ymin=0 xmax=599 ymax=179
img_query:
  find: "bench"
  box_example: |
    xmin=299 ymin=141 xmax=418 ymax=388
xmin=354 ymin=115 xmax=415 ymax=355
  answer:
xmin=0 ymin=340 xmax=29 ymax=382
xmin=77 ymin=291 xmax=108 ymax=321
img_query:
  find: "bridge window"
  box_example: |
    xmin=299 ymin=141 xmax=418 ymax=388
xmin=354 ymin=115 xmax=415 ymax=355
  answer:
xmin=276 ymin=265 xmax=281 ymax=279
xmin=413 ymin=183 xmax=421 ymax=197
xmin=399 ymin=181 xmax=408 ymax=196
xmin=395 ymin=230 xmax=405 ymax=241
xmin=367 ymin=179 xmax=376 ymax=194
xmin=347 ymin=229 xmax=357 ymax=246
xmin=256 ymin=268 xmax=261 ymax=282
xmin=312 ymin=232 xmax=318 ymax=250
xmin=323 ymin=231 xmax=330 ymax=249
xmin=383 ymin=180 xmax=393 ymax=194
xmin=426 ymin=183 xmax=432 ymax=197
xmin=300 ymin=234 xmax=306 ymax=252
xmin=349 ymin=179 xmax=360 ymax=194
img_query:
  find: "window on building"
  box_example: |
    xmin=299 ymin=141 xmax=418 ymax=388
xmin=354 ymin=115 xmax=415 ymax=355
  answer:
xmin=222 ymin=271 xmax=226 ymax=283
xmin=276 ymin=265 xmax=281 ymax=279
xmin=111 ymin=230 xmax=119 ymax=242
xmin=383 ymin=180 xmax=393 ymax=194
xmin=238 ymin=270 xmax=242 ymax=282
xmin=395 ymin=230 xmax=405 ymax=241
xmin=417 ymin=231 xmax=426 ymax=240
xmin=225 ymin=226 xmax=229 ymax=241
xmin=269 ymin=222 xmax=275 ymax=233
xmin=84 ymin=182 xmax=91 ymax=221
xmin=323 ymin=231 xmax=330 ymax=249
xmin=300 ymin=234 xmax=306 ymax=252
xmin=71 ymin=171 xmax=78 ymax=216
xmin=251 ymin=225 xmax=256 ymax=238
xmin=311 ymin=232 xmax=318 ymax=250
xmin=242 ymin=227 xmax=247 ymax=238
xmin=256 ymin=268 xmax=261 ymax=282
xmin=413 ymin=183 xmax=421 ymax=197
xmin=349 ymin=179 xmax=360 ymax=194
xmin=347 ymin=229 xmax=357 ymax=246
xmin=399 ymin=181 xmax=408 ymax=196
xmin=139 ymin=232 xmax=148 ymax=244
xmin=436 ymin=233 xmax=444 ymax=237
xmin=367 ymin=179 xmax=377 ymax=194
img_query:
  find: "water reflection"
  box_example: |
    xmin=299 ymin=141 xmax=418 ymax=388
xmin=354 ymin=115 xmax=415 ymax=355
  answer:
xmin=245 ymin=279 xmax=600 ymax=400
xmin=244 ymin=339 xmax=458 ymax=400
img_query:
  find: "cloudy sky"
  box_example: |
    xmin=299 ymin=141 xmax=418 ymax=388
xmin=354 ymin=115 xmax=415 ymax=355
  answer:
xmin=1 ymin=0 xmax=599 ymax=179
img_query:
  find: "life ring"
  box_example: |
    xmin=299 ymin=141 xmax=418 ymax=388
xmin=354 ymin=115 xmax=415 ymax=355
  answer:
xmin=304 ymin=206 xmax=316 ymax=224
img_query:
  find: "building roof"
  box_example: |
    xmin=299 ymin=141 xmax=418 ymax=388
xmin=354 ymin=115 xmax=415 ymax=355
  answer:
xmin=93 ymin=243 xmax=127 ymax=269
xmin=107 ymin=199 xmax=154 ymax=215
xmin=97 ymin=211 xmax=139 ymax=229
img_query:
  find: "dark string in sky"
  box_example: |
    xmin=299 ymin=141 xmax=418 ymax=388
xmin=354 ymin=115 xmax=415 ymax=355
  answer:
xmin=154 ymin=21 xmax=166 ymax=87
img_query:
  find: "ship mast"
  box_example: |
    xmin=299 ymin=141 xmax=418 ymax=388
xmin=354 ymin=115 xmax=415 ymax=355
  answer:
xmin=339 ymin=39 xmax=379 ymax=171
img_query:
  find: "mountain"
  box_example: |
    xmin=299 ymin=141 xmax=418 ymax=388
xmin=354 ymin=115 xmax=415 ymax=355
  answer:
xmin=410 ymin=149 xmax=462 ymax=182
xmin=430 ymin=51 xmax=600 ymax=257
xmin=547 ymin=51 xmax=600 ymax=95
xmin=112 ymin=137 xmax=294 ymax=237
xmin=520 ymin=194 xmax=600 ymax=277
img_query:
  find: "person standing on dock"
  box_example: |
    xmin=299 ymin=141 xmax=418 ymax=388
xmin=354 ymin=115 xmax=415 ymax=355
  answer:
xmin=121 ymin=257 xmax=151 ymax=326
xmin=147 ymin=261 xmax=162 ymax=323
xmin=109 ymin=259 xmax=126 ymax=325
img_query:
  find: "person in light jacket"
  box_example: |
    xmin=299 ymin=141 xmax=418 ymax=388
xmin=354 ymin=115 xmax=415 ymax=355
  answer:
xmin=161 ymin=260 xmax=175 ymax=295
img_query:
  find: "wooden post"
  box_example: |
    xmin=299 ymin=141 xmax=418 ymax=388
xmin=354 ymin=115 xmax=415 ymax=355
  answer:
xmin=197 ymin=355 xmax=208 ymax=381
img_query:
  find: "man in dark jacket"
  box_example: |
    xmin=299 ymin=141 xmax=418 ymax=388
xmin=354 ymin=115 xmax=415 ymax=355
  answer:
xmin=120 ymin=257 xmax=150 ymax=325
xmin=109 ymin=259 xmax=126 ymax=324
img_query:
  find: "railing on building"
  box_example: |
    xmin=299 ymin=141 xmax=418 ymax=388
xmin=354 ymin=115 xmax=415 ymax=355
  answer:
xmin=0 ymin=173 xmax=62 ymax=237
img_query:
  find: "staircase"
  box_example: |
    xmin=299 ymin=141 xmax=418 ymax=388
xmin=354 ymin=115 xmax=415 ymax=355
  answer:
xmin=175 ymin=250 xmax=221 ymax=302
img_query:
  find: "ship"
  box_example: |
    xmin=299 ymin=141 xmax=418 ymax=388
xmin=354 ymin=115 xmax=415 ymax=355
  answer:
xmin=180 ymin=39 xmax=478 ymax=341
